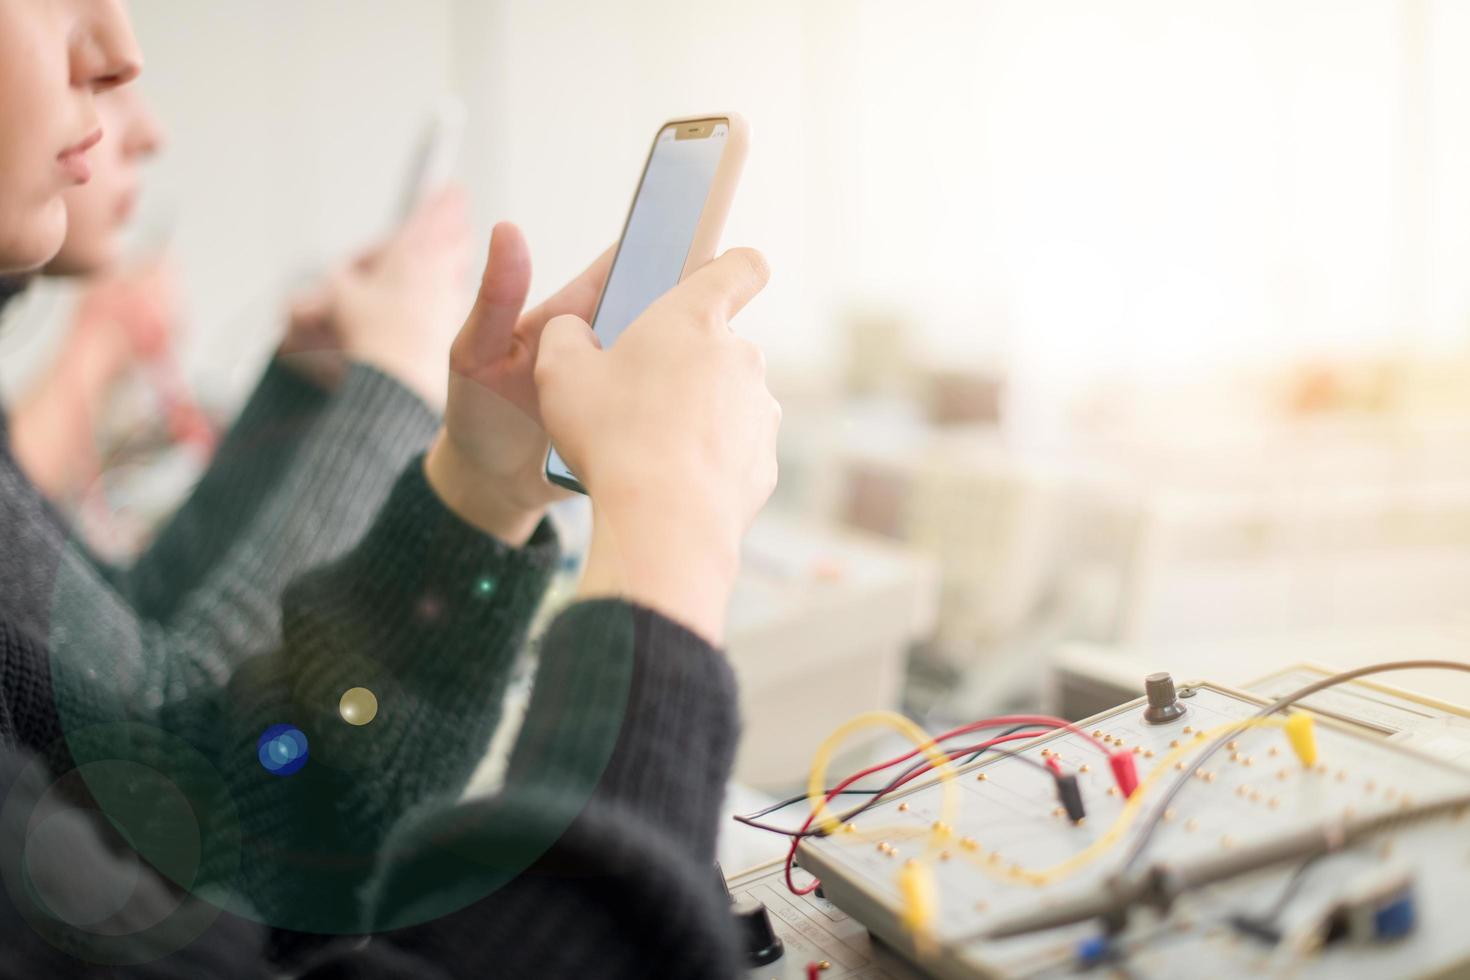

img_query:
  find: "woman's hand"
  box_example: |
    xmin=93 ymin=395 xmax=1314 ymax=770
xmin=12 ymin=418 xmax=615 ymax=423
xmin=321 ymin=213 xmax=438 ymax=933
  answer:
xmin=68 ymin=257 xmax=178 ymax=383
xmin=9 ymin=257 xmax=181 ymax=499
xmin=287 ymin=187 xmax=474 ymax=407
xmin=534 ymin=248 xmax=779 ymax=643
xmin=276 ymin=278 xmax=346 ymax=391
xmin=423 ymin=223 xmax=613 ymax=547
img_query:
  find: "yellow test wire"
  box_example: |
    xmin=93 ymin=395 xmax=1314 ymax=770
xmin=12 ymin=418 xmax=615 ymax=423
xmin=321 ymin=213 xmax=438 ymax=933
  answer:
xmin=805 ymin=712 xmax=1318 ymax=913
xmin=953 ymin=715 xmax=1308 ymax=888
xmin=805 ymin=710 xmax=962 ymax=939
xmin=805 ymin=709 xmax=961 ymax=837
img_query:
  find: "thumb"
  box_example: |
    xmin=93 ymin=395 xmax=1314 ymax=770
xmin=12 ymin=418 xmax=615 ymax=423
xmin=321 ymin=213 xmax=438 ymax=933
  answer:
xmin=459 ymin=222 xmax=532 ymax=367
xmin=536 ymin=314 xmax=602 ymax=375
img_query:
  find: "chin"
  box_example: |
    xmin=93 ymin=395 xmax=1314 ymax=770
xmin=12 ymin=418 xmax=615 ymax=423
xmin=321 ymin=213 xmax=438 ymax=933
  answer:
xmin=44 ymin=239 xmax=116 ymax=277
xmin=0 ymin=200 xmax=69 ymax=276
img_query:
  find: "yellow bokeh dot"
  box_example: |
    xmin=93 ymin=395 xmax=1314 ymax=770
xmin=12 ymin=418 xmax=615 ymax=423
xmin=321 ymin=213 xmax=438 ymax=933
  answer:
xmin=339 ymin=687 xmax=379 ymax=726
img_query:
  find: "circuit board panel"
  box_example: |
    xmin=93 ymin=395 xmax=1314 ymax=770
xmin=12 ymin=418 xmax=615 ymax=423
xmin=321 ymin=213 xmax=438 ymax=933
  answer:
xmin=727 ymin=861 xmax=922 ymax=980
xmin=793 ymin=683 xmax=1470 ymax=979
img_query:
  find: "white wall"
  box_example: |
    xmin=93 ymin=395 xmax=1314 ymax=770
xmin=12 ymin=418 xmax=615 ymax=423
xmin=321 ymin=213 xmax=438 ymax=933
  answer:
xmin=446 ymin=0 xmax=1470 ymax=419
xmin=852 ymin=2 xmax=1460 ymax=380
xmin=6 ymin=0 xmax=851 ymax=405
xmin=9 ymin=0 xmax=1469 ymax=420
xmin=19 ymin=1 xmax=458 ymax=407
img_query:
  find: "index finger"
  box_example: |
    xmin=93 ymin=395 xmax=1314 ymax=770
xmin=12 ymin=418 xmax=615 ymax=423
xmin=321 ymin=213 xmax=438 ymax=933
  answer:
xmin=660 ymin=247 xmax=770 ymax=327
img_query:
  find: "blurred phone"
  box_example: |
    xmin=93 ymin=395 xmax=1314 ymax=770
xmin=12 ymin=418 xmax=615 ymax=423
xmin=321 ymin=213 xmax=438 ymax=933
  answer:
xmin=279 ymin=97 xmax=465 ymax=299
xmin=545 ymin=113 xmax=750 ymax=495
xmin=396 ymin=96 xmax=466 ymax=223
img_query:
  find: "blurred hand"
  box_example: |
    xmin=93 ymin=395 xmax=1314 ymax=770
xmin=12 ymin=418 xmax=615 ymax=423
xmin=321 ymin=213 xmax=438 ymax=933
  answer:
xmin=424 ymin=223 xmax=613 ymax=546
xmin=276 ymin=279 xmax=346 ymax=390
xmin=68 ymin=257 xmax=179 ymax=384
xmin=12 ymin=259 xmax=180 ymax=501
xmin=535 ymin=248 xmax=779 ymax=641
xmin=294 ymin=187 xmax=473 ymax=407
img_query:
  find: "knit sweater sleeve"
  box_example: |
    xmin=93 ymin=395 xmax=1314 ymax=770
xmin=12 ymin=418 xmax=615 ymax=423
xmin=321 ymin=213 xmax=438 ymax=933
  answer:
xmin=0 ymin=744 xmax=271 ymax=978
xmin=147 ymin=458 xmax=561 ymax=935
xmin=132 ymin=363 xmax=440 ymax=673
xmin=53 ymin=364 xmax=443 ymax=716
xmin=4 ymin=451 xmax=562 ymax=962
xmin=2 ymin=363 xmax=455 ymax=758
xmin=297 ymin=600 xmax=746 ymax=979
xmin=113 ymin=358 xmax=330 ymax=623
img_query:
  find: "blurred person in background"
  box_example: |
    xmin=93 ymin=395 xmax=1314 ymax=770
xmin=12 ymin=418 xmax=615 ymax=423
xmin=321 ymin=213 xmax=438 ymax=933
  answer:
xmin=2 ymin=82 xmax=200 ymax=506
xmin=0 ymin=2 xmax=779 ymax=979
xmin=1 ymin=81 xmax=463 ymax=515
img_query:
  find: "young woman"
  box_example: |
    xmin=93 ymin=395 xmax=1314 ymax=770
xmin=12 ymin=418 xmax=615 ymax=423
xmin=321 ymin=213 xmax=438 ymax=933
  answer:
xmin=7 ymin=84 xmax=202 ymax=507
xmin=0 ymin=2 xmax=778 ymax=977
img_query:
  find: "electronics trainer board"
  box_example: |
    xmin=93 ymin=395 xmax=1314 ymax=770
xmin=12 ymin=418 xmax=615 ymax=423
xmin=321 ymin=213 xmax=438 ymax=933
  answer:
xmin=730 ymin=671 xmax=1470 ymax=979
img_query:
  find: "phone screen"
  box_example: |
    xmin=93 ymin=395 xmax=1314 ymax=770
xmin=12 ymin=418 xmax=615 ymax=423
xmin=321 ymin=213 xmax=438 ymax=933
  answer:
xmin=546 ymin=119 xmax=731 ymax=490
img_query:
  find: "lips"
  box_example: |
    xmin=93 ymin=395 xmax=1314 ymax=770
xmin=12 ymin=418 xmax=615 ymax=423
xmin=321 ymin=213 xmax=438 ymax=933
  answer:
xmin=57 ymin=129 xmax=104 ymax=185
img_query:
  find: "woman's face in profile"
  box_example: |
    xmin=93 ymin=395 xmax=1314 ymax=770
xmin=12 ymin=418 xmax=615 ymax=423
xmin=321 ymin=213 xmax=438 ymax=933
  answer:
xmin=48 ymin=87 xmax=166 ymax=277
xmin=0 ymin=0 xmax=140 ymax=275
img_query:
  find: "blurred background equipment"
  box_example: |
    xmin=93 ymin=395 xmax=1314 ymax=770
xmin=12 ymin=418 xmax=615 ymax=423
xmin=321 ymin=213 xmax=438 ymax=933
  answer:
xmin=726 ymin=514 xmax=937 ymax=789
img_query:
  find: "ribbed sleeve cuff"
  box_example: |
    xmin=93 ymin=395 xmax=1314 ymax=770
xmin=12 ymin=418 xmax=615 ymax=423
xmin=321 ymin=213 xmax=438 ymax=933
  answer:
xmin=506 ymin=600 xmax=740 ymax=863
xmin=210 ymin=459 xmax=563 ymax=930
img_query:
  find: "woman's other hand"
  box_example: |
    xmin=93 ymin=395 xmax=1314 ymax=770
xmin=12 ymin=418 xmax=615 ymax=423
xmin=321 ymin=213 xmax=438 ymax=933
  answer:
xmin=423 ymin=223 xmax=612 ymax=547
xmin=67 ymin=256 xmax=179 ymax=385
xmin=298 ymin=187 xmax=474 ymax=407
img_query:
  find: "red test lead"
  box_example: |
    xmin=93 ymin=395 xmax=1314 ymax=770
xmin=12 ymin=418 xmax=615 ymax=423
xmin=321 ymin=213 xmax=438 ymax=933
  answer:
xmin=1109 ymin=751 xmax=1140 ymax=798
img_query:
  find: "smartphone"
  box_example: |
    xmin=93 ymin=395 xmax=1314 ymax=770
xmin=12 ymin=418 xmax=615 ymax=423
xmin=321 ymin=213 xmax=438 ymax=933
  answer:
xmin=395 ymin=96 xmax=466 ymax=223
xmin=544 ymin=113 xmax=750 ymax=495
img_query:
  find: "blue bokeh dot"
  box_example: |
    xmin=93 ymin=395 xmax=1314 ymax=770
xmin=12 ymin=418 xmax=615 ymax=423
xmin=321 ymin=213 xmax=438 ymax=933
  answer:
xmin=257 ymin=724 xmax=309 ymax=776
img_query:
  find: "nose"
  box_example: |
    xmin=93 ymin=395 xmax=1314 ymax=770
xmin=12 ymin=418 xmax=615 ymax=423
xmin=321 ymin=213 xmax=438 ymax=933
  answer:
xmin=125 ymin=98 xmax=167 ymax=160
xmin=70 ymin=0 xmax=143 ymax=94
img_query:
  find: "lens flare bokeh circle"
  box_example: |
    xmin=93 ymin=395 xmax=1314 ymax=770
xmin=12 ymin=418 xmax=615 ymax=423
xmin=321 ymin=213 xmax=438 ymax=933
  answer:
xmin=256 ymin=725 xmax=309 ymax=776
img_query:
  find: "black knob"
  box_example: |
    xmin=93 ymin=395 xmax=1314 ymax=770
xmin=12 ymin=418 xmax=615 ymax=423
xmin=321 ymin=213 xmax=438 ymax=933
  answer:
xmin=1144 ymin=672 xmax=1186 ymax=724
xmin=732 ymin=898 xmax=784 ymax=966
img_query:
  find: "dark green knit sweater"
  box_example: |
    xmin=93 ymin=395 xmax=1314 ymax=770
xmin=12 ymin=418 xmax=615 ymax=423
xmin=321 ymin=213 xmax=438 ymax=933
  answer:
xmin=0 ymin=349 xmax=745 ymax=976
